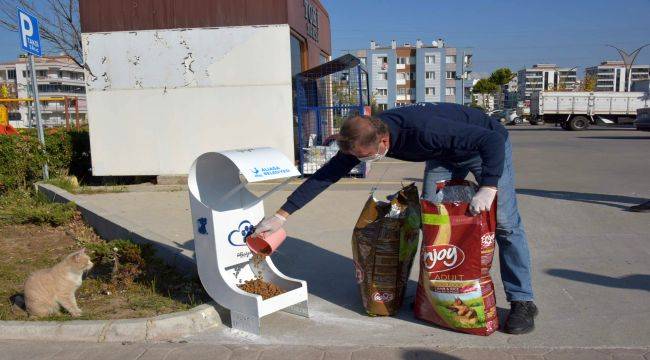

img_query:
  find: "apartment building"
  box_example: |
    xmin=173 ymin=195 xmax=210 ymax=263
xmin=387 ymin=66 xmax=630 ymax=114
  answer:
xmin=355 ymin=39 xmax=472 ymax=110
xmin=517 ymin=64 xmax=577 ymax=100
xmin=0 ymin=55 xmax=87 ymax=128
xmin=585 ymin=61 xmax=650 ymax=92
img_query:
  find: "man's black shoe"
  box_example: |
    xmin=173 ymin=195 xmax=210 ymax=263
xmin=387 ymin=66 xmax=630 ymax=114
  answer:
xmin=629 ymin=200 xmax=650 ymax=213
xmin=504 ymin=301 xmax=538 ymax=334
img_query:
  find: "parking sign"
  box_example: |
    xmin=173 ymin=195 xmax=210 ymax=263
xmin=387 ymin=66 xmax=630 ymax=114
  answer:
xmin=17 ymin=9 xmax=41 ymax=56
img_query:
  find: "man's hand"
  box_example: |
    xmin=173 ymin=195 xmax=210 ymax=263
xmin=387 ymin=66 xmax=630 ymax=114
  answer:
xmin=253 ymin=211 xmax=287 ymax=235
xmin=469 ymin=187 xmax=497 ymax=215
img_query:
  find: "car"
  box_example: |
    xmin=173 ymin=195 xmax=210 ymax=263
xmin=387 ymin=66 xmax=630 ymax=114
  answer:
xmin=635 ymin=107 xmax=650 ymax=131
xmin=490 ymin=109 xmax=523 ymax=125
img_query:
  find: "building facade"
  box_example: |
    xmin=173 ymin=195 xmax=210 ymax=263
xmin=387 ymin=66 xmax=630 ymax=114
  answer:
xmin=517 ymin=64 xmax=577 ymax=100
xmin=78 ymin=0 xmax=332 ymax=176
xmin=355 ymin=39 xmax=472 ymax=110
xmin=0 ymin=55 xmax=87 ymax=128
xmin=585 ymin=61 xmax=650 ymax=92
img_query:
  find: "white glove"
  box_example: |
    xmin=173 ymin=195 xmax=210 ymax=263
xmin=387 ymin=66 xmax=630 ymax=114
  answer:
xmin=253 ymin=213 xmax=286 ymax=235
xmin=469 ymin=187 xmax=497 ymax=215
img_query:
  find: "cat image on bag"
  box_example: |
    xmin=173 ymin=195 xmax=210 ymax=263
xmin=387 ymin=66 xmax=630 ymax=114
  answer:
xmin=23 ymin=248 xmax=93 ymax=317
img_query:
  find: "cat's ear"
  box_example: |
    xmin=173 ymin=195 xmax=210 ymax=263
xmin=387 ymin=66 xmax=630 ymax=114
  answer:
xmin=74 ymin=248 xmax=86 ymax=262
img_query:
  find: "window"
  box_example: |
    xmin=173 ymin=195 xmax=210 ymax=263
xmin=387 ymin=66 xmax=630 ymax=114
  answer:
xmin=425 ymin=71 xmax=436 ymax=80
xmin=445 ymin=55 xmax=456 ymax=64
xmin=399 ymin=72 xmax=415 ymax=80
xmin=445 ymin=87 xmax=456 ymax=96
xmin=36 ymin=70 xmax=47 ymax=77
xmin=397 ymin=88 xmax=406 ymax=95
xmin=376 ymin=56 xmax=388 ymax=65
xmin=377 ymin=73 xmax=387 ymax=80
xmin=446 ymin=71 xmax=457 ymax=79
xmin=360 ymin=57 xmax=366 ymax=65
xmin=290 ymin=35 xmax=306 ymax=76
xmin=320 ymin=53 xmax=329 ymax=65
xmin=37 ymin=84 xmax=85 ymax=94
xmin=378 ymin=104 xmax=388 ymax=111
xmin=376 ymin=88 xmax=388 ymax=96
xmin=425 ymin=87 xmax=435 ymax=95
xmin=397 ymin=57 xmax=408 ymax=65
xmin=464 ymin=55 xmax=472 ymax=65
xmin=7 ymin=70 xmax=16 ymax=79
xmin=425 ymin=55 xmax=436 ymax=64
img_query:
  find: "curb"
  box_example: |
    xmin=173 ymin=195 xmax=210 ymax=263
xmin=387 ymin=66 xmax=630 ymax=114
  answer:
xmin=0 ymin=183 xmax=228 ymax=342
xmin=36 ymin=183 xmax=196 ymax=273
xmin=0 ymin=303 xmax=222 ymax=342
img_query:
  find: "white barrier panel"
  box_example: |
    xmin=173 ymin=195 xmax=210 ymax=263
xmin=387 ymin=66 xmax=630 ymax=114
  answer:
xmin=82 ymin=25 xmax=294 ymax=175
xmin=188 ymin=147 xmax=308 ymax=335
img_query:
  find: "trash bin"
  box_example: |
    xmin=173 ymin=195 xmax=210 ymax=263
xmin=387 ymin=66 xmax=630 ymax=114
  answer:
xmin=188 ymin=147 xmax=309 ymax=335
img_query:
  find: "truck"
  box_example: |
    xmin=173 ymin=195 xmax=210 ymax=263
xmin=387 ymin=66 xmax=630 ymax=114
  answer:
xmin=529 ymin=90 xmax=650 ymax=130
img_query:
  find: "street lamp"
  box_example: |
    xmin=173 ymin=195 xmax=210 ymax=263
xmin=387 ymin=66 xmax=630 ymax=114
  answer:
xmin=606 ymin=44 xmax=650 ymax=92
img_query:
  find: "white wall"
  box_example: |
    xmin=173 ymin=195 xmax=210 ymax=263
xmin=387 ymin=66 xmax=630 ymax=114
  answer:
xmin=82 ymin=25 xmax=294 ymax=176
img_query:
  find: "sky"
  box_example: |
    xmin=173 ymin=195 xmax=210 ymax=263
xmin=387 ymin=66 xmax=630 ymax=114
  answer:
xmin=321 ymin=0 xmax=650 ymax=76
xmin=1 ymin=0 xmax=649 ymax=76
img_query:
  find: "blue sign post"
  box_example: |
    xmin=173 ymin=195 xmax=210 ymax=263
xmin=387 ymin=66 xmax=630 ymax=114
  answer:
xmin=17 ymin=8 xmax=48 ymax=179
xmin=18 ymin=9 xmax=42 ymax=56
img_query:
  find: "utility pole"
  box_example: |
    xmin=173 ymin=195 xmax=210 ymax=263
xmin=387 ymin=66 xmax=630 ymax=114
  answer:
xmin=606 ymin=44 xmax=650 ymax=92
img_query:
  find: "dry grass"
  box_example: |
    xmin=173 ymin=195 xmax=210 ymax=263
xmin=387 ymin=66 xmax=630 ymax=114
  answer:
xmin=0 ymin=212 xmax=208 ymax=321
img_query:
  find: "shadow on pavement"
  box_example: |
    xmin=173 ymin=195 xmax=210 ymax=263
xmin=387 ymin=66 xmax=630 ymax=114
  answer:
xmin=271 ymin=236 xmax=422 ymax=320
xmin=516 ymin=188 xmax=647 ymax=210
xmin=546 ymin=269 xmax=650 ymax=292
xmin=577 ymin=136 xmax=650 ymax=140
xmin=507 ymin=126 xmax=635 ymax=132
xmin=400 ymin=349 xmax=462 ymax=359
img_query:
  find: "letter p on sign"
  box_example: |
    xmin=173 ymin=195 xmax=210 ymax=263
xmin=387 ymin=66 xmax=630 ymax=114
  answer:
xmin=19 ymin=13 xmax=33 ymax=46
xmin=17 ymin=9 xmax=41 ymax=57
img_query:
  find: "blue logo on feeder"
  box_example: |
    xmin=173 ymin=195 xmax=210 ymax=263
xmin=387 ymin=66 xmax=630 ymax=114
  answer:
xmin=197 ymin=217 xmax=208 ymax=235
xmin=228 ymin=220 xmax=254 ymax=246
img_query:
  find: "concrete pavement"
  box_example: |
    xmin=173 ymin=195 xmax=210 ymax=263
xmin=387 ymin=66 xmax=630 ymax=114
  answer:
xmin=0 ymin=340 xmax=647 ymax=359
xmin=21 ymin=126 xmax=650 ymax=356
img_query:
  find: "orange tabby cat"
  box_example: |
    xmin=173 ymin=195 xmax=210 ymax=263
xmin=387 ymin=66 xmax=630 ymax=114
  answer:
xmin=24 ymin=248 xmax=93 ymax=317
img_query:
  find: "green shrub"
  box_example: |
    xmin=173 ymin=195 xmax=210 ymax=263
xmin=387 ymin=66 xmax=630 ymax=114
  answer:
xmin=0 ymin=135 xmax=47 ymax=192
xmin=44 ymin=128 xmax=72 ymax=179
xmin=0 ymin=189 xmax=76 ymax=226
xmin=0 ymin=128 xmax=92 ymax=192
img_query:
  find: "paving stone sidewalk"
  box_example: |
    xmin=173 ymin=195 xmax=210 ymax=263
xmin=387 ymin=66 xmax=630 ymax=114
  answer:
xmin=0 ymin=341 xmax=648 ymax=360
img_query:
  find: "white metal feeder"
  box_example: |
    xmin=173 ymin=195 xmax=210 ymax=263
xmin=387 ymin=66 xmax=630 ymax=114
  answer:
xmin=188 ymin=147 xmax=309 ymax=335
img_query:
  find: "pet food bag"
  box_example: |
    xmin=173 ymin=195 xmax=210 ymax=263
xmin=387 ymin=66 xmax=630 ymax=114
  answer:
xmin=351 ymin=183 xmax=421 ymax=316
xmin=414 ymin=180 xmax=499 ymax=336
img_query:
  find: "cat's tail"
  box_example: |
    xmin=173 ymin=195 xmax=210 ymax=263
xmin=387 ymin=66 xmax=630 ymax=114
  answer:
xmin=10 ymin=294 xmax=27 ymax=314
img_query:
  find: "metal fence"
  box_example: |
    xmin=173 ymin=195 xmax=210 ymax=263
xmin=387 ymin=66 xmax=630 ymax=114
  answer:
xmin=294 ymin=54 xmax=370 ymax=176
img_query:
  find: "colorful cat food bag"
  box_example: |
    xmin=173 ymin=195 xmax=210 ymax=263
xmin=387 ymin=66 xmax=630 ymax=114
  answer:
xmin=351 ymin=183 xmax=421 ymax=316
xmin=414 ymin=180 xmax=499 ymax=336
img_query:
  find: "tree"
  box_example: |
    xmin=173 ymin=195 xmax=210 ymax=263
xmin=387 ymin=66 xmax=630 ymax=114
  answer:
xmin=488 ymin=68 xmax=516 ymax=87
xmin=582 ymin=74 xmax=597 ymax=91
xmin=0 ymin=0 xmax=83 ymax=68
xmin=472 ymin=78 xmax=498 ymax=94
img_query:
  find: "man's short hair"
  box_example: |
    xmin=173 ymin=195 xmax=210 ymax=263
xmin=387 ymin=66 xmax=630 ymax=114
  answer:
xmin=337 ymin=115 xmax=389 ymax=153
